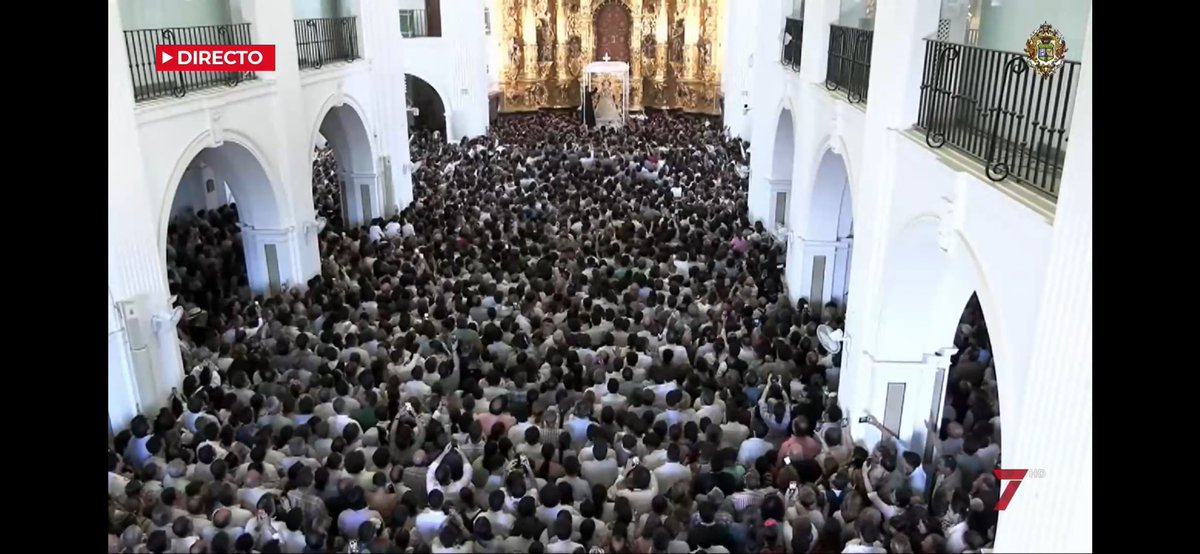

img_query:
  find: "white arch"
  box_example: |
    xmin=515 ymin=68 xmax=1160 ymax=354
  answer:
xmin=771 ymin=107 xmax=795 ymax=180
xmin=405 ymin=71 xmax=451 ymax=118
xmin=806 ymin=137 xmax=858 ymax=225
xmin=310 ymin=92 xmax=376 ymax=175
xmin=158 ymin=130 xmax=288 ymax=251
xmin=806 ymin=149 xmax=852 ymax=242
xmin=872 ymin=218 xmax=1015 ymax=429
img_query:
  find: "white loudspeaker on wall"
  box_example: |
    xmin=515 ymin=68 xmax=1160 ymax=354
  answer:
xmin=121 ymin=301 xmax=147 ymax=350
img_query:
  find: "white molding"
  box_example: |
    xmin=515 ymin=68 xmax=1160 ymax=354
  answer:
xmin=134 ymin=80 xmax=275 ymax=124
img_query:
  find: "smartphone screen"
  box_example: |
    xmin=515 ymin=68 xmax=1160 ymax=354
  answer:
xmin=858 ymin=416 xmax=870 ymax=423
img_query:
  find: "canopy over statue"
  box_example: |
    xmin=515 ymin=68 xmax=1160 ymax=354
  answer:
xmin=580 ymin=58 xmax=630 ymax=129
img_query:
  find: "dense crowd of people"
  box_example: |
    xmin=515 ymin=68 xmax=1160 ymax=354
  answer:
xmin=117 ymin=112 xmax=1000 ymax=554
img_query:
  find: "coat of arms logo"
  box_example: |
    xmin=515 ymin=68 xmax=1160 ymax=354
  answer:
xmin=1023 ymin=23 xmax=1068 ymax=79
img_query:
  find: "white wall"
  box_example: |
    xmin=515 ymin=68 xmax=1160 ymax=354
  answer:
xmin=401 ymin=0 xmax=490 ymax=141
xmin=117 ymin=0 xmax=233 ymax=29
xmin=291 ymin=0 xmax=352 ymax=19
xmin=485 ymin=0 xmax=502 ymax=93
xmin=720 ymin=0 xmax=759 ymax=139
xmin=743 ymin=0 xmax=1092 ymax=546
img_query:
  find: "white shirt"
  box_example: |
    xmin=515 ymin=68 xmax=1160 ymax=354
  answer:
xmin=696 ymin=403 xmax=725 ymax=425
xmin=653 ymin=461 xmax=692 ymax=493
xmin=478 ymin=510 xmax=514 ymax=538
xmin=564 ymin=415 xmax=593 ymax=447
xmin=908 ymin=465 xmax=928 ymax=495
xmin=736 ymin=437 xmax=772 ymax=467
xmin=385 ymin=221 xmax=402 ymax=238
xmin=414 ymin=509 xmax=449 ymax=545
xmin=580 ymin=457 xmax=619 ymax=488
xmin=842 ymin=540 xmax=888 ymax=553
xmin=108 ymin=471 xmax=130 ymax=501
xmin=641 ymin=448 xmax=669 ymax=471
xmin=546 ymin=539 xmax=584 ymax=554
xmin=946 ymin=521 xmax=969 ymax=553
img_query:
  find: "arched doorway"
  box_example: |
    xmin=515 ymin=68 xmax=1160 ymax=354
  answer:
xmin=935 ymin=291 xmax=1002 ymax=533
xmin=164 ymin=141 xmax=284 ymax=320
xmin=863 ymin=217 xmax=1005 ymax=469
xmin=770 ymin=108 xmax=795 ymax=234
xmin=594 ymin=0 xmax=632 ymax=61
xmin=801 ymin=149 xmax=853 ymax=313
xmin=945 ymin=293 xmax=1000 ymax=454
xmin=406 ymin=74 xmax=447 ymax=137
xmin=314 ymin=103 xmax=377 ymax=228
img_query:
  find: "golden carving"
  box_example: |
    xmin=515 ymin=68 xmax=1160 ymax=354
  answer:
xmin=500 ymin=0 xmax=722 ymax=114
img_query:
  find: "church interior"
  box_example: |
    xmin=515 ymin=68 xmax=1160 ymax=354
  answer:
xmin=108 ymin=0 xmax=1091 ymax=552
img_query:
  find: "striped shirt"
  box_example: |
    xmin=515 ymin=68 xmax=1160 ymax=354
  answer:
xmin=729 ymin=488 xmax=771 ymax=511
xmin=457 ymin=438 xmax=487 ymax=463
xmin=286 ymin=487 xmax=329 ymax=533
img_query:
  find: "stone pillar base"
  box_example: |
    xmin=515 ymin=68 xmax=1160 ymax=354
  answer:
xmin=240 ymin=224 xmax=321 ymax=294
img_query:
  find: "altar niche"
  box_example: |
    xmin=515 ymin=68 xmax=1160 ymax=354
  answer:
xmin=594 ymin=0 xmax=632 ymax=62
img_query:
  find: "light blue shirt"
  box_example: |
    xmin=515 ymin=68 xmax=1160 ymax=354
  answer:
xmin=908 ymin=465 xmax=928 ymax=495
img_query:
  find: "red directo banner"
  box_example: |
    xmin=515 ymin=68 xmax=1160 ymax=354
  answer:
xmin=155 ymin=45 xmax=275 ymax=72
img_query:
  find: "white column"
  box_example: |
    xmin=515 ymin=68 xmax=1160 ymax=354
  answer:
xmin=800 ymin=0 xmax=837 ymax=85
xmin=109 ymin=0 xmax=185 ymax=423
xmin=993 ymin=9 xmax=1092 ymax=553
xmin=241 ymin=225 xmax=320 ymax=294
xmin=793 ymin=238 xmax=838 ymax=308
xmin=343 ymin=171 xmax=383 ymax=226
xmin=837 ymin=0 xmax=941 ymax=437
xmin=746 ymin=0 xmax=788 ymax=224
xmin=108 ymin=290 xmax=141 ymax=433
xmin=831 ymin=238 xmax=853 ymax=306
xmin=858 ymin=353 xmax=945 ymax=453
xmin=243 ymin=0 xmax=322 ymax=281
xmin=356 ymin=0 xmax=415 ymax=213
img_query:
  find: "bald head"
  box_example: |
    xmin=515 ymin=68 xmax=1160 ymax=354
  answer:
xmin=212 ymin=508 xmax=232 ymax=529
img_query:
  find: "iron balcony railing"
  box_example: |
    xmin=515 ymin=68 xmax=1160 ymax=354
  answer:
xmin=294 ymin=17 xmax=359 ymax=70
xmin=825 ymin=25 xmax=873 ymax=104
xmin=781 ymin=18 xmax=804 ymax=71
xmin=399 ymin=9 xmax=430 ymax=38
xmin=916 ymin=38 xmax=1081 ymax=198
xmin=123 ymin=23 xmax=256 ymax=102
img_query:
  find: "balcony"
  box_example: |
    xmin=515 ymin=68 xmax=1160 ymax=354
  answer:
xmin=294 ymin=17 xmax=359 ymax=70
xmin=781 ymin=18 xmax=803 ymax=71
xmin=825 ymin=25 xmax=873 ymax=104
xmin=123 ymin=23 xmax=256 ymax=102
xmin=915 ymin=39 xmax=1081 ymax=198
xmin=399 ymin=9 xmax=432 ymax=38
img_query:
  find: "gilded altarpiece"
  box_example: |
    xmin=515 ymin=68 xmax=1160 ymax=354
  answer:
xmin=499 ymin=0 xmax=724 ymax=114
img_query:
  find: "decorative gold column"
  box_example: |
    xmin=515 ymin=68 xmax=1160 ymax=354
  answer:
xmin=522 ymin=0 xmax=542 ymax=79
xmin=682 ymin=0 xmax=700 ymax=80
xmin=555 ymin=0 xmax=570 ymax=82
xmin=629 ymin=0 xmax=644 ymax=109
xmin=653 ymin=0 xmax=668 ymax=82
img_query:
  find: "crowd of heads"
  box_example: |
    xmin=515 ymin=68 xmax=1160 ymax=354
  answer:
xmin=116 ymin=111 xmax=1001 ymax=554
